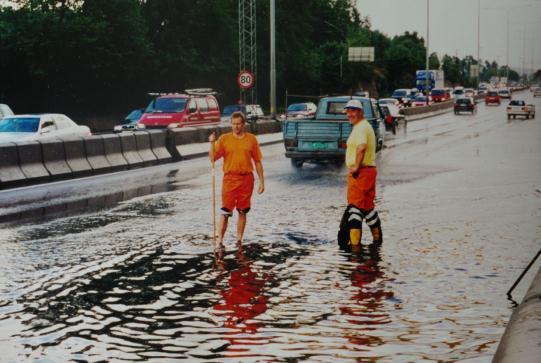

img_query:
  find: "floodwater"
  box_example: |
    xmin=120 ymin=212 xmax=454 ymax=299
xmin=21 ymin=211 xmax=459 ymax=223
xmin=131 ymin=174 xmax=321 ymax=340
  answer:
xmin=0 ymin=93 xmax=540 ymax=362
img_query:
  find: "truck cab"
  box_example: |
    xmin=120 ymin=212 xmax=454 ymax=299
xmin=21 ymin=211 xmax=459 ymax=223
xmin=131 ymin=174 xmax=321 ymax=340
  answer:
xmin=283 ymin=96 xmax=384 ymax=168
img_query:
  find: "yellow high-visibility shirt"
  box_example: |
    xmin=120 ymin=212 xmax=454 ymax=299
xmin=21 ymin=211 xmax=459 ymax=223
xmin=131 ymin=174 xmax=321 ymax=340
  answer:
xmin=345 ymin=120 xmax=376 ymax=168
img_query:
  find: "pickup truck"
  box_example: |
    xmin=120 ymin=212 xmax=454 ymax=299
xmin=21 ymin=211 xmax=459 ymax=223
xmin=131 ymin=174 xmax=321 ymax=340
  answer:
xmin=282 ymin=96 xmax=384 ymax=168
xmin=506 ymin=100 xmax=536 ymax=119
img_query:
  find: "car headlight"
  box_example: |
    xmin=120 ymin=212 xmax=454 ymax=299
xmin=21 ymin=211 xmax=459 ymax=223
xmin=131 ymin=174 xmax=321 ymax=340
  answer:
xmin=114 ymin=125 xmax=122 ymax=131
xmin=136 ymin=123 xmax=146 ymax=130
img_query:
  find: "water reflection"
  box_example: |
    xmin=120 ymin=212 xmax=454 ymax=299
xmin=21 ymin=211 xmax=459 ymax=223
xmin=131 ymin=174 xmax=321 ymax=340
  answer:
xmin=1 ymin=240 xmax=311 ymax=361
xmin=213 ymin=242 xmax=272 ymax=360
xmin=340 ymin=244 xmax=393 ymax=351
xmin=214 ymin=242 xmax=270 ymax=334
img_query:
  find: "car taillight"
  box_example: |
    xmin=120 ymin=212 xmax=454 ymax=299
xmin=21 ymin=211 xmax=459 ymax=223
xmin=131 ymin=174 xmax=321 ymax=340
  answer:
xmin=338 ymin=141 xmax=347 ymax=149
xmin=522 ymin=107 xmax=527 ymax=111
xmin=284 ymin=139 xmax=297 ymax=147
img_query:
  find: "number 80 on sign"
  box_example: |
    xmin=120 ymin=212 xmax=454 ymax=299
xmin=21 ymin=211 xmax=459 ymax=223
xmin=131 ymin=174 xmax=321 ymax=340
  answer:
xmin=237 ymin=70 xmax=255 ymax=89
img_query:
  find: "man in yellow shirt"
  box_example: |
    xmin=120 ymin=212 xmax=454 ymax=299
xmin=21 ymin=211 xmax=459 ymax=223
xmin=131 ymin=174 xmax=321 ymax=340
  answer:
xmin=339 ymin=99 xmax=382 ymax=250
xmin=209 ymin=112 xmax=265 ymax=247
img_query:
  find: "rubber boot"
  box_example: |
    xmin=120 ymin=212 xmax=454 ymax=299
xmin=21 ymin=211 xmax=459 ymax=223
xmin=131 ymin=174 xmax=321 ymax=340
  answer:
xmin=370 ymin=223 xmax=383 ymax=246
xmin=349 ymin=228 xmax=362 ymax=251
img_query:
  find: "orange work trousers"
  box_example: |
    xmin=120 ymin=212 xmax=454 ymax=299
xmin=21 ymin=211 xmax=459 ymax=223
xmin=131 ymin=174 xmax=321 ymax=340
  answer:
xmin=347 ymin=167 xmax=377 ymax=210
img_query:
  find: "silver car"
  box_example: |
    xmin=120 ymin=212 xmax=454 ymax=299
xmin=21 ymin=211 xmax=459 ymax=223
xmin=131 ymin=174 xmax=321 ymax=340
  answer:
xmin=0 ymin=114 xmax=92 ymax=143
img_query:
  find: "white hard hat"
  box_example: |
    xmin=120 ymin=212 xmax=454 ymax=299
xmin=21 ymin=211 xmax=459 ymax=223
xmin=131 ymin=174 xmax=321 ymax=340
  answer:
xmin=345 ymin=99 xmax=364 ymax=110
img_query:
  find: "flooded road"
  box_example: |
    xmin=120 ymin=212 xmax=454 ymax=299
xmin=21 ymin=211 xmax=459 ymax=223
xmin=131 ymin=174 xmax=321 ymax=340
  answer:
xmin=1 ymin=92 xmax=540 ymax=362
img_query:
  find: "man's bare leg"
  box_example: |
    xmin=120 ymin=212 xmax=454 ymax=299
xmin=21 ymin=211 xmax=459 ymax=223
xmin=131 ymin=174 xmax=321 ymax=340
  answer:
xmin=218 ymin=214 xmax=229 ymax=246
xmin=237 ymin=212 xmax=247 ymax=242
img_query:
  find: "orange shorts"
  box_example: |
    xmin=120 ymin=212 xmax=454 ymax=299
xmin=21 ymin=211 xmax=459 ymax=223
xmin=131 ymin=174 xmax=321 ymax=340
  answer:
xmin=222 ymin=173 xmax=254 ymax=214
xmin=347 ymin=167 xmax=377 ymax=210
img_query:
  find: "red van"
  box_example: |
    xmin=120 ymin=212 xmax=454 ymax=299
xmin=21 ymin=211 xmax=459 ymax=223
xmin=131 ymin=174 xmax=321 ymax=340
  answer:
xmin=430 ymin=88 xmax=450 ymax=102
xmin=138 ymin=89 xmax=220 ymax=129
xmin=485 ymin=90 xmax=501 ymax=105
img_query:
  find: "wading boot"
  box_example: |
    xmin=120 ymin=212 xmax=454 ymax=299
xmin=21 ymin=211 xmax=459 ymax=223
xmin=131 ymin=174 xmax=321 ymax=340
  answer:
xmin=370 ymin=223 xmax=383 ymax=246
xmin=349 ymin=228 xmax=362 ymax=252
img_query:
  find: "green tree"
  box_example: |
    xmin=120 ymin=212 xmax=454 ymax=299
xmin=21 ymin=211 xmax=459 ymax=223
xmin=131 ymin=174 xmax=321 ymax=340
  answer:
xmin=429 ymin=52 xmax=440 ymax=69
xmin=383 ymin=31 xmax=426 ymax=91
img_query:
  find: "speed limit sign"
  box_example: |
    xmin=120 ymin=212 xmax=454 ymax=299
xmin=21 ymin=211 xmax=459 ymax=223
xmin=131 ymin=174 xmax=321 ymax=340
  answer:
xmin=237 ymin=70 xmax=255 ymax=89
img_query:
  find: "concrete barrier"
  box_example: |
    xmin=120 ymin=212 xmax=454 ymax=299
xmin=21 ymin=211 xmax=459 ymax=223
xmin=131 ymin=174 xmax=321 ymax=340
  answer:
xmin=251 ymin=120 xmax=281 ymax=134
xmin=400 ymin=100 xmax=454 ymax=117
xmin=166 ymin=127 xmax=201 ymax=160
xmin=134 ymin=132 xmax=158 ymax=166
xmin=40 ymin=138 xmax=73 ymax=179
xmin=0 ymin=142 xmax=26 ymax=187
xmin=15 ymin=140 xmax=50 ymax=182
xmin=101 ymin=134 xmax=128 ymax=171
xmin=493 ymin=266 xmax=541 ymax=363
xmin=61 ymin=136 xmax=93 ymax=177
xmin=147 ymin=130 xmax=172 ymax=164
xmin=0 ymin=121 xmax=285 ymax=191
xmin=118 ymin=132 xmax=144 ymax=168
xmin=84 ymin=136 xmax=112 ymax=174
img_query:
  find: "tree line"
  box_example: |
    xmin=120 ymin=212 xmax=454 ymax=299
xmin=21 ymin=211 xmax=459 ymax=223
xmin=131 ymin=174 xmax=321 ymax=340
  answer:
xmin=0 ymin=0 xmax=522 ymax=126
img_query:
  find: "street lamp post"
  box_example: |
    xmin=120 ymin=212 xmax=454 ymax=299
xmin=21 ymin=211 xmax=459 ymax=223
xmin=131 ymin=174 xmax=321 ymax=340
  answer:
xmin=506 ymin=14 xmax=509 ymax=79
xmin=270 ymin=0 xmax=276 ymax=119
xmin=425 ymin=0 xmax=429 ymax=94
xmin=477 ymin=0 xmax=481 ymax=85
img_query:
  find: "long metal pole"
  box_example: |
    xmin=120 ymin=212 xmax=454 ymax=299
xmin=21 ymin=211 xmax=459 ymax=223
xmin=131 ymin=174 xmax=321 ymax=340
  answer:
xmin=270 ymin=0 xmax=276 ymax=119
xmin=522 ymin=27 xmax=526 ymax=81
xmin=477 ymin=0 xmax=480 ymax=84
xmin=506 ymin=14 xmax=509 ymax=79
xmin=425 ymin=0 xmax=429 ymax=93
xmin=211 ymin=141 xmax=216 ymax=255
xmin=507 ymin=248 xmax=541 ymax=298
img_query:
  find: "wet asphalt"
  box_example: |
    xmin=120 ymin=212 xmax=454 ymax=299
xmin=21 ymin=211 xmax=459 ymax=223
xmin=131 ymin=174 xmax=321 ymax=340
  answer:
xmin=0 ymin=91 xmax=540 ymax=362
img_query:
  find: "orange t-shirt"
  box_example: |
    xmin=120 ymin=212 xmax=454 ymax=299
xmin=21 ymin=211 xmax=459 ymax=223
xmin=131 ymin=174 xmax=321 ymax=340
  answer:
xmin=214 ymin=132 xmax=262 ymax=174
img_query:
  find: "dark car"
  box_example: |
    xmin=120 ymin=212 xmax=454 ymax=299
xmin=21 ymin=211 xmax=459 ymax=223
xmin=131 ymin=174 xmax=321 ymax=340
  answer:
xmin=221 ymin=104 xmax=264 ymax=123
xmin=113 ymin=108 xmax=144 ymax=132
xmin=454 ymin=97 xmax=476 ymax=114
xmin=380 ymin=103 xmax=405 ymax=135
xmin=221 ymin=104 xmax=244 ymax=122
xmin=285 ymin=102 xmax=317 ymax=119
xmin=391 ymin=89 xmax=412 ymax=107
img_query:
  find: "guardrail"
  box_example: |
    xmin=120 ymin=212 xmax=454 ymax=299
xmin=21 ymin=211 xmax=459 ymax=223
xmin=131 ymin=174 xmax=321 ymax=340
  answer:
xmin=0 ymin=120 xmax=283 ymax=190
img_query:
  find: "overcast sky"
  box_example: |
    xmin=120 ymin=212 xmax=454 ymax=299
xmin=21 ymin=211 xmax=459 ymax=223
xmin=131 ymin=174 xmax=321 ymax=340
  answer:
xmin=356 ymin=0 xmax=541 ymax=73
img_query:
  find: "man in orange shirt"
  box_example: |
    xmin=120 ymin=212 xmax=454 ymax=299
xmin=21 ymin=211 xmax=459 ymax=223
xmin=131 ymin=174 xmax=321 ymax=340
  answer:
xmin=209 ymin=112 xmax=265 ymax=246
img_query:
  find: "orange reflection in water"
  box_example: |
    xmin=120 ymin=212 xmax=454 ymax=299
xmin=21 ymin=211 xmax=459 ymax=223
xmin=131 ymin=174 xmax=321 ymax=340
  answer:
xmin=213 ymin=243 xmax=270 ymax=338
xmin=340 ymin=244 xmax=394 ymax=349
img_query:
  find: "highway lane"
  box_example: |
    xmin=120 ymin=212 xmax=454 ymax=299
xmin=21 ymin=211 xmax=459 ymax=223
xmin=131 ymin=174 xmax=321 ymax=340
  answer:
xmin=0 ymin=90 xmax=539 ymax=361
